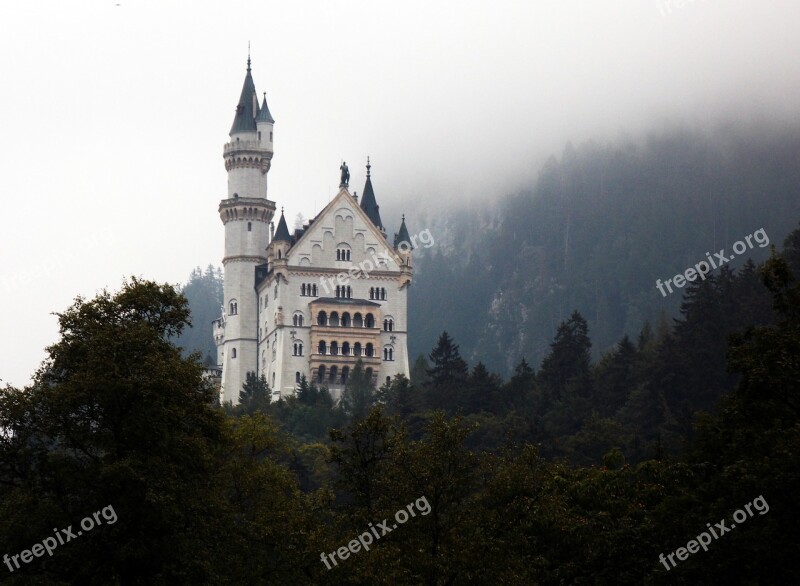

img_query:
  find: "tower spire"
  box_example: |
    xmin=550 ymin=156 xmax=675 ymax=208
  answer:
xmin=247 ymin=41 xmax=251 ymax=71
xmin=366 ymin=156 xmax=371 ymax=178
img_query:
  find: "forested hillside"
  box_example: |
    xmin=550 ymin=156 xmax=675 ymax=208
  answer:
xmin=2 ymin=228 xmax=798 ymax=583
xmin=409 ymin=124 xmax=800 ymax=375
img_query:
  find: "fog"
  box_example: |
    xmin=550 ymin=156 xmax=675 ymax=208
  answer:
xmin=1 ymin=0 xmax=799 ymax=386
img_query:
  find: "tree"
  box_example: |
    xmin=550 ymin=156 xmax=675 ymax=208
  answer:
xmin=425 ymin=331 xmax=469 ymax=412
xmin=237 ymin=371 xmax=271 ymax=415
xmin=0 ymin=278 xmax=233 ymax=583
xmin=339 ymin=359 xmax=375 ymax=420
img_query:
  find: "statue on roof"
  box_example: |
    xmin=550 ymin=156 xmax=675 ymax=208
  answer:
xmin=340 ymin=161 xmax=350 ymax=188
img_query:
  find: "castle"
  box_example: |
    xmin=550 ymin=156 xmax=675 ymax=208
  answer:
xmin=213 ymin=59 xmax=413 ymax=405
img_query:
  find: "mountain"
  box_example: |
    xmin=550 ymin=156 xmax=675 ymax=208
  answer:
xmin=408 ymin=123 xmax=800 ymax=375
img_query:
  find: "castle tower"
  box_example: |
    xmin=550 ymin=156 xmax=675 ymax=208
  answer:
xmin=216 ymin=57 xmax=277 ymax=404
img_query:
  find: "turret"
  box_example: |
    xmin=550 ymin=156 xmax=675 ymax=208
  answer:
xmin=217 ymin=56 xmax=277 ymax=404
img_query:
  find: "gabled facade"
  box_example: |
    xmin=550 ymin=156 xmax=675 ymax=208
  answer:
xmin=214 ymin=61 xmax=412 ymax=404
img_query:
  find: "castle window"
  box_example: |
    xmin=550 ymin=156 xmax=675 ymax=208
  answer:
xmin=270 ymin=131 xmax=273 ymax=141
xmin=354 ymin=313 xmax=363 ymax=328
xmin=330 ymin=341 xmax=338 ymax=356
xmin=296 ymin=371 xmax=301 ymax=384
xmin=341 ymin=312 xmax=351 ymax=327
xmin=383 ymin=347 xmax=393 ymax=361
xmin=272 ymin=372 xmax=275 ymax=387
xmin=386 ymin=376 xmax=391 ymax=385
xmin=365 ymin=343 xmax=374 ymax=357
xmin=381 ymin=288 xmax=386 ymax=300
xmin=342 ymin=342 xmax=350 ymax=356
xmin=336 ymin=250 xmax=341 ymax=261
xmin=293 ymin=342 xmax=303 ymax=356
xmin=248 ymin=222 xmax=252 ymax=232
xmin=354 ymin=342 xmax=362 ymax=356
xmin=365 ymin=314 xmax=375 ymax=329
xmin=383 ymin=318 xmax=394 ymax=332
xmin=274 ymin=286 xmax=277 ymax=299
xmin=301 ymin=284 xmax=306 ymax=296
xmin=293 ymin=313 xmax=304 ymax=327
xmin=365 ymin=367 xmax=373 ymax=381
xmin=231 ymin=348 xmax=237 ymax=359
xmin=369 ymin=287 xmax=374 ymax=300
xmin=346 ymin=286 xmax=351 ymax=298
xmin=318 ymin=340 xmax=327 ymax=355
xmin=312 ymin=284 xmax=318 ymax=296
xmin=317 ymin=366 xmax=325 ymax=384
xmin=229 ymin=300 xmax=238 ymax=315
xmin=329 ymin=365 xmax=337 ymax=383
xmin=383 ymin=348 xmax=387 ymax=360
xmin=341 ymin=366 xmax=349 ymax=384
xmin=317 ymin=311 xmax=327 ymax=326
xmin=330 ymin=312 xmax=340 ymax=327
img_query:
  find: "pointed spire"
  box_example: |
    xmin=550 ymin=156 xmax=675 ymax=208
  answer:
xmin=395 ymin=214 xmax=412 ymax=250
xmin=230 ymin=56 xmax=258 ymax=135
xmin=273 ymin=207 xmax=292 ymax=243
xmin=257 ymin=92 xmax=275 ymax=123
xmin=360 ymin=157 xmax=383 ymax=230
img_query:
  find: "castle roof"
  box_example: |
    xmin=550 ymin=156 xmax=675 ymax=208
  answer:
xmin=257 ymin=94 xmax=274 ymax=123
xmin=359 ymin=158 xmax=383 ymax=230
xmin=230 ymin=59 xmax=258 ymax=134
xmin=394 ymin=215 xmax=412 ymax=249
xmin=273 ymin=209 xmax=292 ymax=243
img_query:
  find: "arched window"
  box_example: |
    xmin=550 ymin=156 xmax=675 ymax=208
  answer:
xmin=354 ymin=313 xmax=363 ymax=327
xmin=381 ymin=288 xmax=386 ymax=300
xmin=342 ymin=312 xmax=351 ymax=327
xmin=301 ymin=284 xmax=306 ymax=296
xmin=330 ymin=341 xmax=338 ymax=356
xmin=387 ymin=347 xmax=393 ymax=361
xmin=318 ymin=366 xmax=325 ymax=384
xmin=296 ymin=371 xmax=301 ymax=383
xmin=346 ymin=286 xmax=351 ymax=298
xmin=297 ymin=342 xmax=303 ymax=356
xmin=329 ymin=365 xmax=337 ymax=383
xmin=366 ymin=343 xmax=374 ymax=357
xmin=383 ymin=319 xmax=388 ymax=331
xmin=297 ymin=314 xmax=304 ymax=327
xmin=318 ymin=341 xmax=327 ymax=355
xmin=342 ymin=342 xmax=350 ymax=356
xmin=293 ymin=315 xmax=298 ymax=326
xmin=369 ymin=287 xmax=374 ymax=300
xmin=248 ymin=222 xmax=252 ymax=232
xmin=278 ymin=250 xmax=282 ymax=259
xmin=383 ymin=348 xmax=388 ymax=360
xmin=312 ymin=284 xmax=318 ymax=296
xmin=229 ymin=300 xmax=238 ymax=315
xmin=231 ymin=348 xmax=237 ymax=359
xmin=330 ymin=312 xmax=340 ymax=327
xmin=336 ymin=249 xmax=341 ymax=261
xmin=317 ymin=311 xmax=327 ymax=326
xmin=365 ymin=314 xmax=374 ymax=329
xmin=347 ymin=249 xmax=351 ymax=261
xmin=354 ymin=342 xmax=362 ymax=356
xmin=342 ymin=366 xmax=349 ymax=384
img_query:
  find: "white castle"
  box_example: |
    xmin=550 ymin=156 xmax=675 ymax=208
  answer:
xmin=213 ymin=59 xmax=413 ymax=404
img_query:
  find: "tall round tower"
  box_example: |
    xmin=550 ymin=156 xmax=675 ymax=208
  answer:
xmin=217 ymin=57 xmax=276 ymax=404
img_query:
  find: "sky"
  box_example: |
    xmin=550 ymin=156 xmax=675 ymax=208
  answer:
xmin=1 ymin=0 xmax=799 ymax=387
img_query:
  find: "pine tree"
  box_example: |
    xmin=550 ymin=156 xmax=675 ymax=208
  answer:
xmin=425 ymin=331 xmax=469 ymax=412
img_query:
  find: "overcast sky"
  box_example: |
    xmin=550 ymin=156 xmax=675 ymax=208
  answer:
xmin=1 ymin=0 xmax=799 ymax=387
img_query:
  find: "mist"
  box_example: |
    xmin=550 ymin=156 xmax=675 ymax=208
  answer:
xmin=1 ymin=0 xmax=799 ymax=386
